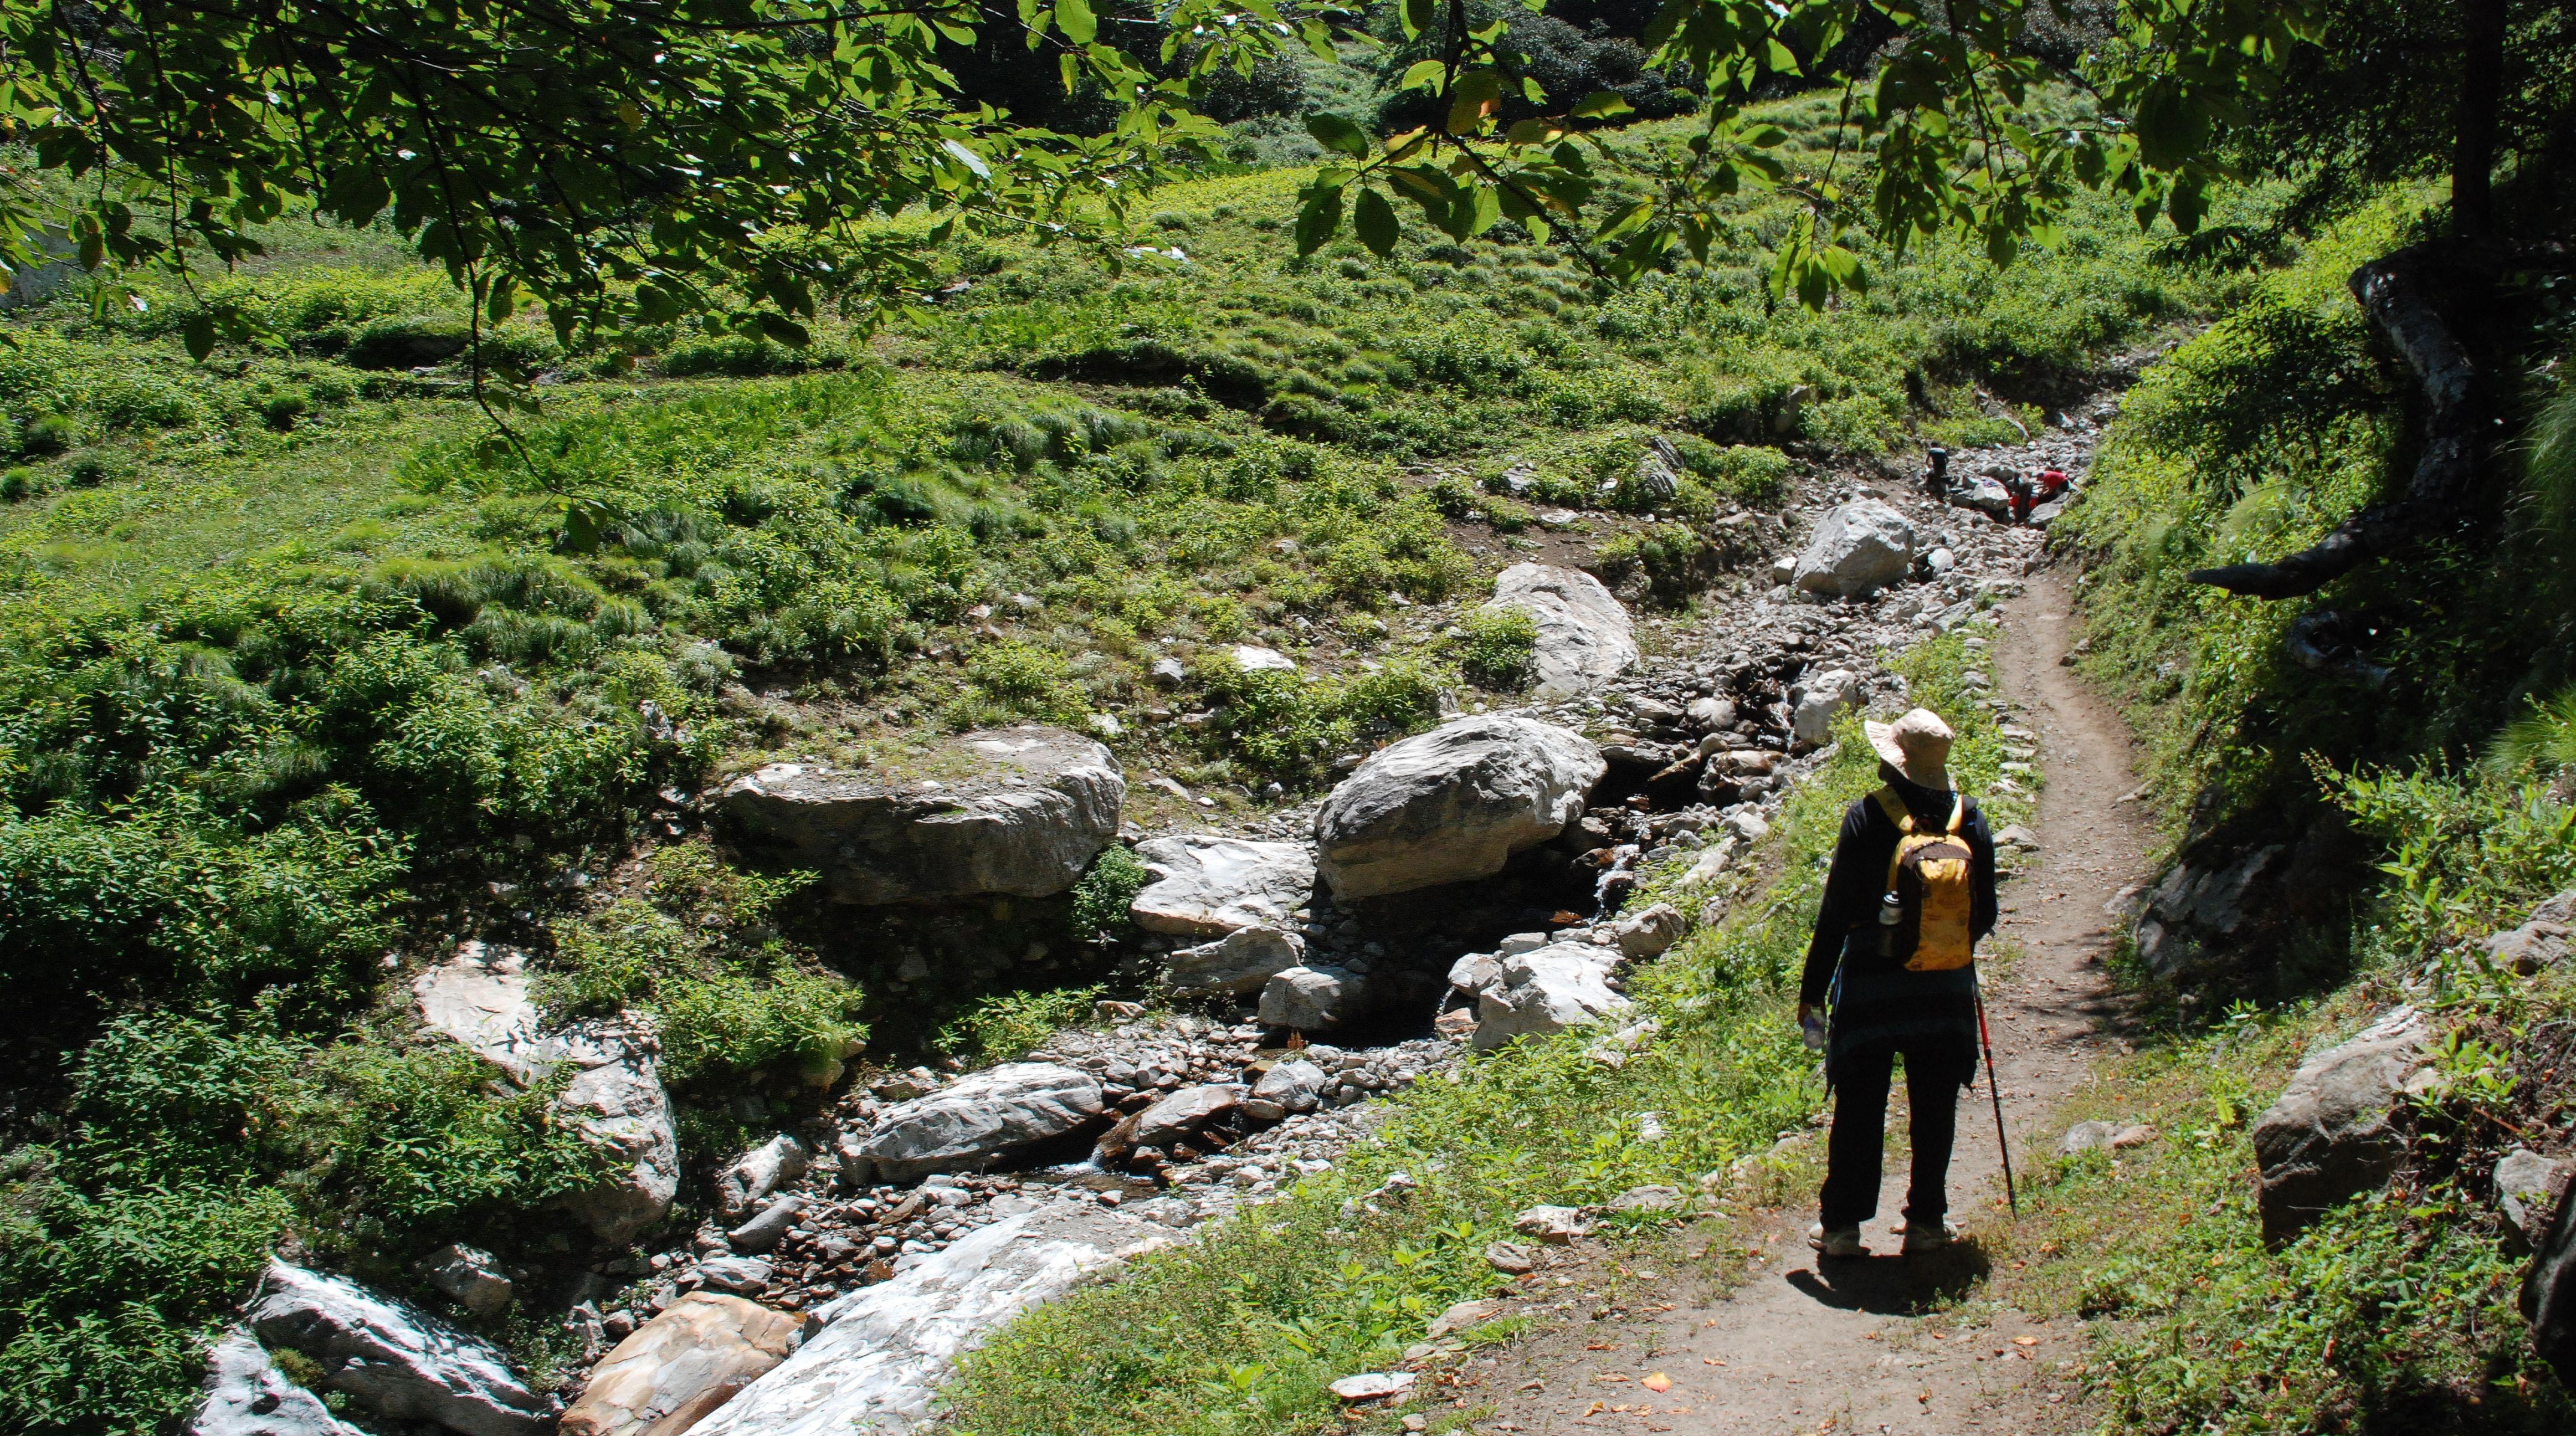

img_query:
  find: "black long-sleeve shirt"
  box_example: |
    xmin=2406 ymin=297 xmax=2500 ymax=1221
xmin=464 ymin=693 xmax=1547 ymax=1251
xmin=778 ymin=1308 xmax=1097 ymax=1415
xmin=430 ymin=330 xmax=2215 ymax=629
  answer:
xmin=1797 ymin=764 xmax=2000 ymax=1008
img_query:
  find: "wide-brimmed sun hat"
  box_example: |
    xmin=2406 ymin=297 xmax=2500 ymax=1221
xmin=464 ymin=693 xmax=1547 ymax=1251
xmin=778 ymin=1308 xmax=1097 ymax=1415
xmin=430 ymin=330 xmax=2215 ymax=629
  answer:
xmin=1865 ymin=707 xmax=1954 ymax=789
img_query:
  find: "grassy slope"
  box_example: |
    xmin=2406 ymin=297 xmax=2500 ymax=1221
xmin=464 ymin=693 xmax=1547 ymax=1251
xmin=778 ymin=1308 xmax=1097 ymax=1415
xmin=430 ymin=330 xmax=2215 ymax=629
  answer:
xmin=0 ymin=94 xmax=2202 ymax=1432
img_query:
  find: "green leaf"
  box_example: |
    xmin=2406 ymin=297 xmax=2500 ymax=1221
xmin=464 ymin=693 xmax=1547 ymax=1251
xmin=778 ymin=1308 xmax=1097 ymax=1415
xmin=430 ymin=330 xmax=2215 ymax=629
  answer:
xmin=2167 ymin=172 xmax=2209 ymax=234
xmin=180 ymin=313 xmax=217 ymax=362
xmin=1570 ymin=90 xmax=1634 ymax=120
xmin=1056 ymin=0 xmax=1097 ymax=45
xmin=1402 ymin=0 xmax=1436 ymax=39
xmin=1397 ymin=60 xmax=1446 ymax=93
xmin=1294 ymin=183 xmax=1346 ymax=256
xmin=1354 ymin=188 xmax=1398 ymax=257
xmin=1304 ymin=112 xmax=1372 ymax=157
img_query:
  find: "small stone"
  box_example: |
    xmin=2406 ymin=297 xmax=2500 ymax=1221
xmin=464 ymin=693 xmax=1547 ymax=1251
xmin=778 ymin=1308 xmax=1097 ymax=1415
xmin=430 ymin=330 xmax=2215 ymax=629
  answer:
xmin=1328 ymin=1371 xmax=1417 ymax=1402
xmin=2109 ymin=1124 xmax=2157 ymax=1150
xmin=1425 ymin=1299 xmax=1500 ymax=1339
xmin=419 ymin=1244 xmax=512 ymax=1319
xmin=1512 ymin=1205 xmax=1591 ymax=1244
xmin=1485 ymin=1241 xmax=1537 ymax=1275
xmin=695 ymin=1257 xmax=772 ymax=1295
xmin=1608 ymin=1184 xmax=1684 ymax=1214
xmin=2057 ymin=1121 xmax=2117 ymax=1156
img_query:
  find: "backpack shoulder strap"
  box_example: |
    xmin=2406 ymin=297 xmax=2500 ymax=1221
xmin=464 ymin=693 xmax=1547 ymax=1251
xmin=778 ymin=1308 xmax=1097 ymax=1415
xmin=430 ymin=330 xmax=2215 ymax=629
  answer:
xmin=1870 ymin=786 xmax=1913 ymax=834
xmin=1944 ymin=795 xmax=1965 ymax=835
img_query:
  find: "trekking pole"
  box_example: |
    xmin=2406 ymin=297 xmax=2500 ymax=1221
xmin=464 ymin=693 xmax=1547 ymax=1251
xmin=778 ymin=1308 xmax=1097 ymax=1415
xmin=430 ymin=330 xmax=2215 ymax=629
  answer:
xmin=1973 ymin=977 xmax=2019 ymax=1219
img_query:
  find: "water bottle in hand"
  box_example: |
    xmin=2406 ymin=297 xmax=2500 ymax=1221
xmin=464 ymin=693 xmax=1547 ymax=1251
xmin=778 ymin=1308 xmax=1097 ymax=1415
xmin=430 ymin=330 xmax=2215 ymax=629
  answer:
xmin=1801 ymin=1008 xmax=1828 ymax=1051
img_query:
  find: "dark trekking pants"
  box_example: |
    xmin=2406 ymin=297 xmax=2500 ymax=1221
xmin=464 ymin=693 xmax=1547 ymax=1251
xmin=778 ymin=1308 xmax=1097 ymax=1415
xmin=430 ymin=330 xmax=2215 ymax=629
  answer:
xmin=1819 ymin=1038 xmax=1975 ymax=1231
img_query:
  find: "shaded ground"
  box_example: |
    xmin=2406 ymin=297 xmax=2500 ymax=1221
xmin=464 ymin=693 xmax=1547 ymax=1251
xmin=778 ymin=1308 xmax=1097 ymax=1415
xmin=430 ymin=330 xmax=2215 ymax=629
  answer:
xmin=1452 ymin=568 xmax=2153 ymax=1435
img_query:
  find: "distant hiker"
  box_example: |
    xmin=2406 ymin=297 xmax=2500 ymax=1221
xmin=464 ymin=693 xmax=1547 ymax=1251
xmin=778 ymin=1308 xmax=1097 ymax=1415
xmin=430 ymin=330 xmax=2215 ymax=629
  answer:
xmin=1796 ymin=708 xmax=1999 ymax=1258
xmin=2007 ymin=465 xmax=2069 ymax=523
xmin=1920 ymin=445 xmax=1951 ymax=498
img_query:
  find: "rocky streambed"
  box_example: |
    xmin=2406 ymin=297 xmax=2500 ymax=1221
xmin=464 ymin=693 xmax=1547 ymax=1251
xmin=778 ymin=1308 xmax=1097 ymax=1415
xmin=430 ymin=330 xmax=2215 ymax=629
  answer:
xmin=187 ymin=411 xmax=2106 ymax=1436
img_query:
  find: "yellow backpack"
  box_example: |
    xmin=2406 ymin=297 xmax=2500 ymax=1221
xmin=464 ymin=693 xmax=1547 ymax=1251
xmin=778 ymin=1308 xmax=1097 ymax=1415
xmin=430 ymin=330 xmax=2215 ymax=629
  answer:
xmin=1872 ymin=787 xmax=1977 ymax=972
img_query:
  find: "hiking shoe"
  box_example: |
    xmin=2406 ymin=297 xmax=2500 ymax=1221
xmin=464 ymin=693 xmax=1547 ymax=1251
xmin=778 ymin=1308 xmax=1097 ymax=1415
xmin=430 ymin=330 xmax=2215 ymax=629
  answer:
xmin=1808 ymin=1223 xmax=1865 ymax=1258
xmin=1901 ymin=1219 xmax=1961 ymax=1254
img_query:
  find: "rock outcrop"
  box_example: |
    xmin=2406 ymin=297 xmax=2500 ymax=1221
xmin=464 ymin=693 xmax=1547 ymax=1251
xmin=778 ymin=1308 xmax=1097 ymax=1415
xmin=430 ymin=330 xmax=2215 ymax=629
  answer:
xmin=1256 ymin=965 xmax=1368 ymax=1030
xmin=247 ymin=1261 xmax=554 ymax=1436
xmin=857 ymin=1063 xmax=1105 ymax=1181
xmin=1790 ymin=668 xmax=1861 ymax=748
xmin=719 ymin=728 xmax=1123 ymax=904
xmin=716 ymin=1135 xmax=812 ymax=1222
xmin=1482 ymin=563 xmax=1639 ymax=698
xmin=2130 ymin=844 xmax=2287 ymax=978
xmin=1473 ymin=943 xmax=1631 ymax=1050
xmin=1791 ymin=500 xmax=1917 ymax=597
xmin=188 ymin=1330 xmax=363 ymax=1436
xmin=558 ymin=1293 xmax=807 ymax=1436
xmin=1313 ymin=715 xmax=1604 ymax=899
xmin=1128 ymin=834 xmax=1316 ymax=938
xmin=2250 ymin=1007 xmax=2431 ymax=1242
xmin=686 ymin=1209 xmax=1137 ymax=1436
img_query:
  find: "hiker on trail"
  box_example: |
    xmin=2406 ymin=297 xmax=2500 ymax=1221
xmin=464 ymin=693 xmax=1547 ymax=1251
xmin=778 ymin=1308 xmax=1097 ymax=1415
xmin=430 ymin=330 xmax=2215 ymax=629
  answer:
xmin=1920 ymin=445 xmax=1951 ymax=499
xmin=1795 ymin=709 xmax=1999 ymax=1258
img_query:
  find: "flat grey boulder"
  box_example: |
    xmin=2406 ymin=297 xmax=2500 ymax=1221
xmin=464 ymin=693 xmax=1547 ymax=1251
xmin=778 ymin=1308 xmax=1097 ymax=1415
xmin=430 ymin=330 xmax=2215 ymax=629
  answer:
xmin=2251 ymin=1007 xmax=2430 ymax=1242
xmin=1612 ymin=904 xmax=1686 ymax=960
xmin=1314 ymin=715 xmax=1604 ymax=899
xmin=247 ymin=1261 xmax=553 ymax=1436
xmin=551 ymin=1018 xmax=681 ymax=1245
xmin=687 ymin=1208 xmax=1142 ymax=1436
xmin=1252 ymin=1059 xmax=1327 ymax=1113
xmin=1131 ymin=1083 xmax=1246 ymax=1148
xmin=1128 ymin=834 xmax=1316 ymax=938
xmin=1793 ymin=500 xmax=1918 ymax=597
xmin=858 ymin=1063 xmax=1104 ymax=1181
xmin=1256 ymin=965 xmax=1364 ymax=1030
xmin=558 ymin=1292 xmax=807 ymax=1436
xmin=1162 ymin=926 xmax=1306 ymax=997
xmin=420 ymin=1244 xmax=512 ymax=1319
xmin=719 ymin=727 xmax=1123 ymax=904
xmin=1473 ymin=943 xmax=1631 ymax=1051
xmin=1483 ymin=563 xmax=1639 ymax=699
xmin=188 ymin=1330 xmax=363 ymax=1436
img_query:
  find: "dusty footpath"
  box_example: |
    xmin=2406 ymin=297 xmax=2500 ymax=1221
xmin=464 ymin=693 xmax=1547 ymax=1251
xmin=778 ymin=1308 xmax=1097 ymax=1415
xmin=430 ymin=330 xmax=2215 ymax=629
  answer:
xmin=1470 ymin=570 xmax=2153 ymax=1435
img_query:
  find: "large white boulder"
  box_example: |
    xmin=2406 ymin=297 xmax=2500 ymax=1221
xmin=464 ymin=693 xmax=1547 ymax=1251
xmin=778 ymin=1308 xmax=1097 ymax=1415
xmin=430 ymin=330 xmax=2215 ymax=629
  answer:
xmin=1482 ymin=563 xmax=1639 ymax=698
xmin=1472 ymin=943 xmax=1631 ymax=1051
xmin=551 ymin=1018 xmax=681 ymax=1245
xmin=687 ymin=1208 xmax=1142 ymax=1436
xmin=719 ymin=727 xmax=1123 ymax=904
xmin=1128 ymin=835 xmax=1316 ymax=938
xmin=558 ymin=1293 xmax=807 ymax=1436
xmin=246 ymin=1262 xmax=554 ymax=1436
xmin=188 ymin=1330 xmax=364 ymax=1436
xmin=1792 ymin=500 xmax=1918 ymax=597
xmin=857 ymin=1063 xmax=1104 ymax=1181
xmin=1313 ymin=715 xmax=1604 ymax=899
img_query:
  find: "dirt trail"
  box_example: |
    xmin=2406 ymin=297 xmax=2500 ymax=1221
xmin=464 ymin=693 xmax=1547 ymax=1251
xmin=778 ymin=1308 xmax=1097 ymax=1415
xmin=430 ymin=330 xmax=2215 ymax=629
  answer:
xmin=1478 ymin=569 xmax=2152 ymax=1435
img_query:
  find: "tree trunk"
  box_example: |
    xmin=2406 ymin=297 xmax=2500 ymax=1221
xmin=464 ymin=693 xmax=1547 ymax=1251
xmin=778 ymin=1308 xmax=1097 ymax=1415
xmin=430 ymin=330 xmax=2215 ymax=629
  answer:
xmin=2187 ymin=241 xmax=2496 ymax=601
xmin=2452 ymin=0 xmax=2507 ymax=237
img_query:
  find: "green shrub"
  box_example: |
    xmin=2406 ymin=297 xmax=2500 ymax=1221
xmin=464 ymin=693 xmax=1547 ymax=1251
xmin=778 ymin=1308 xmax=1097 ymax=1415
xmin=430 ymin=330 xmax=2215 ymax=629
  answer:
xmin=0 ymin=465 xmax=47 ymax=502
xmin=256 ymin=389 xmax=312 ymax=431
xmin=346 ymin=315 xmax=471 ymax=369
xmin=1068 ymin=844 xmax=1150 ymax=945
xmin=18 ymin=413 xmax=75 ymax=457
xmin=545 ymin=844 xmax=865 ymax=1090
xmin=937 ymin=984 xmax=1106 ymax=1066
xmin=1195 ymin=657 xmax=1444 ymax=784
xmin=1456 ymin=604 xmax=1538 ymax=689
xmin=955 ymin=641 xmax=1086 ymax=726
xmin=0 ymin=798 xmax=408 ymax=1003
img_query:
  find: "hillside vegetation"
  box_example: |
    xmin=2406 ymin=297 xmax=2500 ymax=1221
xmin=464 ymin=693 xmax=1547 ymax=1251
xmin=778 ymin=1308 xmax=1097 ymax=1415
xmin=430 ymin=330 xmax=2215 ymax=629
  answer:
xmin=0 ymin=91 xmax=2220 ymax=1430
